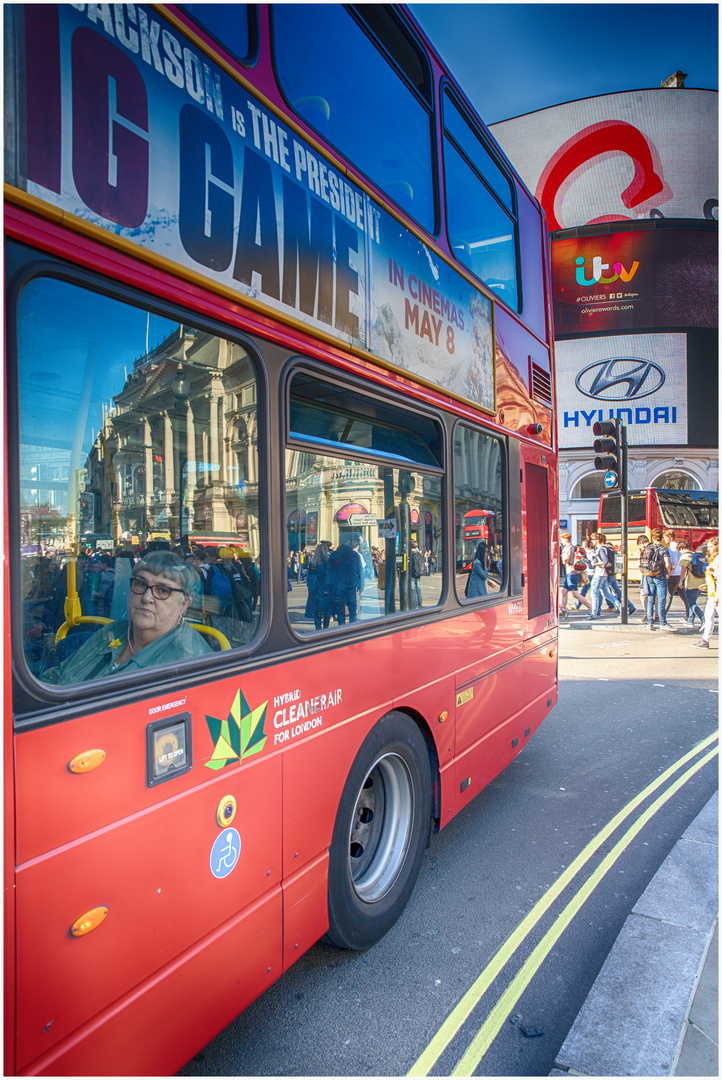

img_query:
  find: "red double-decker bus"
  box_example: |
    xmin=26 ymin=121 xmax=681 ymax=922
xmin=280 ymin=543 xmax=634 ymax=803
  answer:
xmin=4 ymin=5 xmax=558 ymax=1074
xmin=599 ymin=488 xmax=718 ymax=580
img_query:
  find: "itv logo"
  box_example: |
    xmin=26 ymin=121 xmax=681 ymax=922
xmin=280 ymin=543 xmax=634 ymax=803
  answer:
xmin=575 ymin=255 xmax=639 ymax=287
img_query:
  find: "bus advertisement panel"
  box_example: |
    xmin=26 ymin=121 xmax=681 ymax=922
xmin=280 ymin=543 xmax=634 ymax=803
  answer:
xmin=9 ymin=4 xmax=495 ymax=412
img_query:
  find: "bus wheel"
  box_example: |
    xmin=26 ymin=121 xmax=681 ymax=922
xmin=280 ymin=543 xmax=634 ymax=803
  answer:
xmin=325 ymin=711 xmax=431 ymax=950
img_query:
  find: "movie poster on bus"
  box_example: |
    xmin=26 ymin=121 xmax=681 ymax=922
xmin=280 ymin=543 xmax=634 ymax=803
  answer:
xmin=8 ymin=5 xmax=496 ymax=412
xmin=555 ymin=332 xmax=688 ymax=449
xmin=370 ymin=206 xmax=495 ymax=412
xmin=12 ymin=5 xmax=372 ymax=350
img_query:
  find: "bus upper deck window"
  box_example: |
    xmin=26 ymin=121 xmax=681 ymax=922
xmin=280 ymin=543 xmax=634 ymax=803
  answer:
xmin=272 ymin=4 xmax=435 ymax=234
xmin=443 ymin=90 xmax=519 ymax=310
xmin=15 ymin=277 xmax=262 ymax=688
xmin=179 ymin=4 xmax=256 ymax=65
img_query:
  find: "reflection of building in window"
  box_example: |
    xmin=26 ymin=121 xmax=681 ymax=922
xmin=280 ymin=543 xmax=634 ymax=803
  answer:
xmin=650 ymin=470 xmax=701 ymax=491
xmin=284 ymin=453 xmax=440 ymax=556
xmin=83 ymin=325 xmax=259 ymax=550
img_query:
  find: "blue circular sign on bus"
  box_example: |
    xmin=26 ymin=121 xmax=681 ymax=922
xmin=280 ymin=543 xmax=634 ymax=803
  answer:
xmin=210 ymin=828 xmax=241 ymax=879
xmin=604 ymin=471 xmax=618 ymax=489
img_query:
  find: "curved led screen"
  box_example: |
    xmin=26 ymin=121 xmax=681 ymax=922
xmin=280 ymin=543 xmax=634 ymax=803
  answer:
xmin=490 ymin=89 xmax=718 ymax=228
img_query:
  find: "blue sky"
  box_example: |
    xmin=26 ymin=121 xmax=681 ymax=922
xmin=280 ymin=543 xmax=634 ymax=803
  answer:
xmin=410 ymin=3 xmax=719 ymax=124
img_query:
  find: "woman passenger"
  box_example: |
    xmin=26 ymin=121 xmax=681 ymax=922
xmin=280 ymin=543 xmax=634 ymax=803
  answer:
xmin=42 ymin=551 xmax=212 ymax=685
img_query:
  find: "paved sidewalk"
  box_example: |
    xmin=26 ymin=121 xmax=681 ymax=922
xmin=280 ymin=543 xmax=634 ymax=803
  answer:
xmin=558 ymin=598 xmax=714 ymax=637
xmin=550 ymin=792 xmax=718 ymax=1077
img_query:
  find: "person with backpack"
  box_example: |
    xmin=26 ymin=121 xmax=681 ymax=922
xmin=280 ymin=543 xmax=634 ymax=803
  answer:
xmin=677 ymin=540 xmax=706 ymax=629
xmin=639 ymin=527 xmax=675 ymax=631
xmin=558 ymin=532 xmax=591 ymax=617
xmin=219 ymin=547 xmax=253 ymax=623
xmin=662 ymin=529 xmax=682 ymax=615
xmin=585 ymin=532 xmax=630 ymax=620
xmin=690 ymin=536 xmax=718 ymax=649
xmin=410 ymin=541 xmax=425 ymax=607
xmin=466 ymin=540 xmax=490 ymax=598
xmin=198 ymin=546 xmax=234 ymax=628
xmin=595 ymin=532 xmax=635 ymax=618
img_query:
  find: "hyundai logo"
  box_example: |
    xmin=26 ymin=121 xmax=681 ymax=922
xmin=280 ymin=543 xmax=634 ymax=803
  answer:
xmin=575 ymin=357 xmax=666 ymax=401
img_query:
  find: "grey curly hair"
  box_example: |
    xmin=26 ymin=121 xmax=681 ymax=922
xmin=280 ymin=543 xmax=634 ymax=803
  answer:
xmin=131 ymin=551 xmax=199 ymax=596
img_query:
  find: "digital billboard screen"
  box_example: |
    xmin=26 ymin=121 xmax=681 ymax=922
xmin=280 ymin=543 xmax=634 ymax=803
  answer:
xmin=490 ymin=89 xmax=717 ymax=228
xmin=555 ymin=333 xmax=688 ymax=449
xmin=552 ymin=229 xmax=718 ymax=334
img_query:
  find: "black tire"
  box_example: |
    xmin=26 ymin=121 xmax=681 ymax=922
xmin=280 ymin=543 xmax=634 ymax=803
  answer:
xmin=326 ymin=711 xmax=431 ymax=950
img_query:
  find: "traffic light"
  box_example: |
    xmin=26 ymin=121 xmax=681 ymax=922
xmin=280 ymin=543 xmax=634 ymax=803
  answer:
xmin=593 ymin=419 xmax=620 ymax=478
xmin=79 ymin=492 xmax=95 ymax=531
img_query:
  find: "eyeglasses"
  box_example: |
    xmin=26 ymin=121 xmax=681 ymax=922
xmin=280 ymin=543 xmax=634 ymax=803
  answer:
xmin=130 ymin=577 xmax=186 ymax=601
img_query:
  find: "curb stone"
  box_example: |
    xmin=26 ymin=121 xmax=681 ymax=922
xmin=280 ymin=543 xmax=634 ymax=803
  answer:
xmin=550 ymin=792 xmax=719 ymax=1077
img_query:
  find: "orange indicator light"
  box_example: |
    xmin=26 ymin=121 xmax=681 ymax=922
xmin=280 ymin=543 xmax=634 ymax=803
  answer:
xmin=70 ymin=906 xmax=109 ymax=937
xmin=68 ymin=749 xmax=106 ymax=774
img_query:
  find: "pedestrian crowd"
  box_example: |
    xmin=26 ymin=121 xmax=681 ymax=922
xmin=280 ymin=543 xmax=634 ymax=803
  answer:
xmin=558 ymin=528 xmax=718 ymax=646
xmin=299 ymin=536 xmax=436 ymax=630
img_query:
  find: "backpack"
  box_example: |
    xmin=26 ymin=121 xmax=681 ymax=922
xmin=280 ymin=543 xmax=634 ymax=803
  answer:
xmin=597 ymin=545 xmax=613 ymax=574
xmin=205 ymin=564 xmax=233 ymax=605
xmin=689 ymin=552 xmax=708 ymax=577
xmin=639 ymin=543 xmax=665 ymax=577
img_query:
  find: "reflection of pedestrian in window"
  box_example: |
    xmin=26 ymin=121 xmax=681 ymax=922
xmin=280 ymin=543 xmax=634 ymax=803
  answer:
xmin=410 ymin=542 xmax=424 ymax=607
xmin=327 ymin=542 xmax=358 ymax=624
xmin=305 ymin=543 xmax=331 ymax=630
xmin=466 ymin=541 xmax=489 ymax=597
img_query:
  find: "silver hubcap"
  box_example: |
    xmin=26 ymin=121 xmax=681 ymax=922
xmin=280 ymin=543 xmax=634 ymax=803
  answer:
xmin=348 ymin=752 xmax=415 ymax=903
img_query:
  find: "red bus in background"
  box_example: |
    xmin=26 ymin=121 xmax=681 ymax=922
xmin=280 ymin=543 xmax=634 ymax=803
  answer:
xmin=599 ymin=488 xmax=718 ymax=580
xmin=5 ymin=5 xmax=557 ymax=1075
xmin=463 ymin=509 xmax=495 ymax=544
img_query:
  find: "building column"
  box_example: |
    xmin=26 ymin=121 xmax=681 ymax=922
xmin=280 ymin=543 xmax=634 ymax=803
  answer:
xmin=143 ymin=417 xmax=153 ymax=522
xmin=209 ymin=380 xmax=222 ymax=486
xmin=185 ymin=400 xmax=196 ymax=533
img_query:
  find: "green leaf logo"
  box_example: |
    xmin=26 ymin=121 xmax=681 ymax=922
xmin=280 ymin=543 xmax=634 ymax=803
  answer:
xmin=204 ymin=689 xmax=268 ymax=770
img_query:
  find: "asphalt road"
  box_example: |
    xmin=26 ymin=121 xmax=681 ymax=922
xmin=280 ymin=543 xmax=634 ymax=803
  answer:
xmin=179 ymin=618 xmax=718 ymax=1077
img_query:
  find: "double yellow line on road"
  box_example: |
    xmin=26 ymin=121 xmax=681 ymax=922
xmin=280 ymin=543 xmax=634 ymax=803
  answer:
xmin=408 ymin=730 xmax=719 ymax=1077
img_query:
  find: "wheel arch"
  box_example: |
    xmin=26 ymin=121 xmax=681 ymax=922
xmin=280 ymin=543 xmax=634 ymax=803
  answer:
xmin=389 ymin=706 xmax=441 ymax=834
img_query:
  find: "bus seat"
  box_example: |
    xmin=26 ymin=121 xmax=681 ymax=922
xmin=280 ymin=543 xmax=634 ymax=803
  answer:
xmin=41 ymin=626 xmax=104 ymax=677
xmin=385 ymin=180 xmax=414 ymax=203
xmin=292 ymin=96 xmax=330 ymax=133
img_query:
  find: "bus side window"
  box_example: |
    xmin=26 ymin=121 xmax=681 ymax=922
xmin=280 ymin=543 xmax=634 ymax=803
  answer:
xmin=15 ymin=276 xmax=263 ymax=689
xmin=454 ymin=425 xmax=506 ymax=599
xmin=285 ymin=372 xmax=443 ymax=634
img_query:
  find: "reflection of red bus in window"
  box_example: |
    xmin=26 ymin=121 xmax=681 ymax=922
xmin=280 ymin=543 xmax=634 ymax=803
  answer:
xmin=463 ymin=509 xmax=494 ymax=543
xmin=460 ymin=510 xmax=498 ymax=571
xmin=599 ymin=488 xmax=718 ymax=580
xmin=5 ymin=5 xmax=557 ymax=1075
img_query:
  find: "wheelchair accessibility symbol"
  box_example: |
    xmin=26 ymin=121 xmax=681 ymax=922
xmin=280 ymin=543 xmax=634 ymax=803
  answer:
xmin=210 ymin=828 xmax=241 ymax=879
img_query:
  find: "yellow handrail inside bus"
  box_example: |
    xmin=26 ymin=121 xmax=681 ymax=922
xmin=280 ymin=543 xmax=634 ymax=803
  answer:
xmin=56 ymin=616 xmax=112 ymax=641
xmin=187 ymin=623 xmax=231 ymax=651
xmin=55 ymin=616 xmax=231 ymax=651
xmin=63 ymin=557 xmax=83 ymax=627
